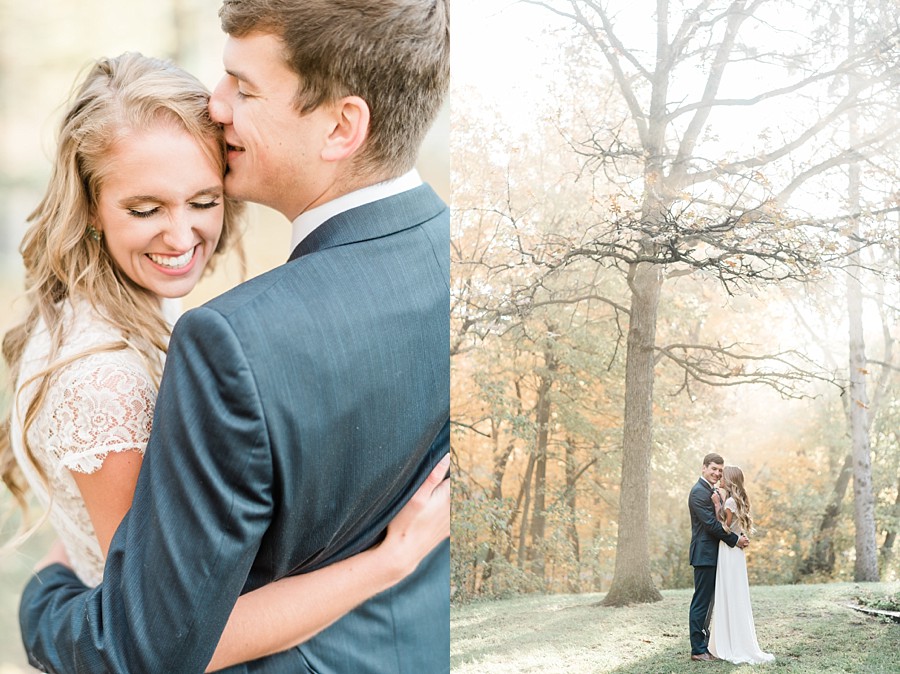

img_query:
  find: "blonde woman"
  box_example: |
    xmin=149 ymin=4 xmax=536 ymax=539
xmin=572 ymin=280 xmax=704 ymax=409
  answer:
xmin=709 ymin=466 xmax=775 ymax=664
xmin=2 ymin=52 xmax=448 ymax=672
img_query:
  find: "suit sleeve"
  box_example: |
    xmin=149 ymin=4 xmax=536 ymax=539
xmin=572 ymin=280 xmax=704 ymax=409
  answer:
xmin=688 ymin=486 xmax=739 ymax=548
xmin=19 ymin=307 xmax=273 ymax=673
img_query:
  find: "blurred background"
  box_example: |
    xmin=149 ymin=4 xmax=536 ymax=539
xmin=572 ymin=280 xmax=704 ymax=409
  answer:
xmin=451 ymin=0 xmax=898 ymax=608
xmin=0 ymin=0 xmax=447 ymax=668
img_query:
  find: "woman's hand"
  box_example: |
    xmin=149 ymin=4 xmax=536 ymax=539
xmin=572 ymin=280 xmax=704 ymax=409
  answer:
xmin=711 ymin=489 xmax=721 ymax=506
xmin=378 ymin=453 xmax=450 ymax=580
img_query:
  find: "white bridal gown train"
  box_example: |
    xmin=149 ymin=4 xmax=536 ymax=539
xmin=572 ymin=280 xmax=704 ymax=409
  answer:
xmin=708 ymin=497 xmax=775 ymax=665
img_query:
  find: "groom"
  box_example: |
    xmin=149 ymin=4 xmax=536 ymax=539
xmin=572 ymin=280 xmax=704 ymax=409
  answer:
xmin=688 ymin=452 xmax=749 ymax=662
xmin=19 ymin=1 xmax=449 ymax=672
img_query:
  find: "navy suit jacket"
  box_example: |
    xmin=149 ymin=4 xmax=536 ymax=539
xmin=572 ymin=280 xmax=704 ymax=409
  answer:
xmin=19 ymin=184 xmax=450 ymax=673
xmin=688 ymin=478 xmax=739 ymax=567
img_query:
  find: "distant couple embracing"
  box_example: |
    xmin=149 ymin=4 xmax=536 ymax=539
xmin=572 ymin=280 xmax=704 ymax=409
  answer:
xmin=688 ymin=452 xmax=775 ymax=665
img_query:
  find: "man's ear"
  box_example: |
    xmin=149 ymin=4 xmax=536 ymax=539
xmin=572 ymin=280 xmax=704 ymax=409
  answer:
xmin=321 ymin=95 xmax=370 ymax=162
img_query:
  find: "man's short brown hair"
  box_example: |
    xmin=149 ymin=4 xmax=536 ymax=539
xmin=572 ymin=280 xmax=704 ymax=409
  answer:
xmin=219 ymin=0 xmax=449 ymax=178
xmin=703 ymin=453 xmax=724 ymax=467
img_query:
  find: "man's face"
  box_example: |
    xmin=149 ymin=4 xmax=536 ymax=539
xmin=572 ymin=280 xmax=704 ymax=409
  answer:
xmin=209 ymin=32 xmax=335 ymax=219
xmin=702 ymin=461 xmax=724 ymax=485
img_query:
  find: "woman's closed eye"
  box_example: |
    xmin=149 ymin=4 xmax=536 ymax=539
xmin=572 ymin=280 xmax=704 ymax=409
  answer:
xmin=128 ymin=207 xmax=159 ymax=219
xmin=190 ymin=199 xmax=221 ymax=210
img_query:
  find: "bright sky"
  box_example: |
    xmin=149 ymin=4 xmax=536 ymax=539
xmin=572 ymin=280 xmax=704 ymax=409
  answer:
xmin=452 ymin=0 xmax=878 ymax=222
xmin=453 ymin=0 xmax=567 ymax=132
xmin=451 ymin=0 xmax=894 ymax=346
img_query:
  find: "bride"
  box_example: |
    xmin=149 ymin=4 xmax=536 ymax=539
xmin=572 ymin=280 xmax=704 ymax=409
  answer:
xmin=708 ymin=465 xmax=775 ymax=665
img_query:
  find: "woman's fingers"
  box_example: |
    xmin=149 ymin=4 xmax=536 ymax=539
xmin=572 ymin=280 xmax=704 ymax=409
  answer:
xmin=423 ymin=454 xmax=450 ymax=492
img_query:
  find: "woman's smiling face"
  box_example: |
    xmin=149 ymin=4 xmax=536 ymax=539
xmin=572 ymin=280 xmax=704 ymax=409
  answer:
xmin=94 ymin=122 xmax=225 ymax=299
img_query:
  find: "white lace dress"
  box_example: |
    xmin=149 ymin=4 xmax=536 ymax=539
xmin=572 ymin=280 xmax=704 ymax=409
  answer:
xmin=708 ymin=497 xmax=775 ymax=665
xmin=10 ymin=299 xmax=166 ymax=586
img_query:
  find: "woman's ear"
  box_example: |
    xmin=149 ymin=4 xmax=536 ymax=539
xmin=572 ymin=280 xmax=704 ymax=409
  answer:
xmin=321 ymin=95 xmax=370 ymax=162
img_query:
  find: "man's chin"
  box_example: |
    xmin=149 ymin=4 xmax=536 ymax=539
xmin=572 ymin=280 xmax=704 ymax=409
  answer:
xmin=223 ymin=173 xmax=249 ymax=201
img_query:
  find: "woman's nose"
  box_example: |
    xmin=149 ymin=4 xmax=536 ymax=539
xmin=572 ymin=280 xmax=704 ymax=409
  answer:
xmin=162 ymin=212 xmax=196 ymax=251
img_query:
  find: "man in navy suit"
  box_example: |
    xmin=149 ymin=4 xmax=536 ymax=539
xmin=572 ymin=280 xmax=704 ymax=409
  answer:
xmin=19 ymin=1 xmax=450 ymax=672
xmin=688 ymin=452 xmax=749 ymax=662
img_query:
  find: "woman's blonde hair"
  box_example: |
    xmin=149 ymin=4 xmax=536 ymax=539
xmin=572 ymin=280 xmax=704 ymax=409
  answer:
xmin=719 ymin=465 xmax=754 ymax=536
xmin=0 ymin=52 xmax=244 ymax=540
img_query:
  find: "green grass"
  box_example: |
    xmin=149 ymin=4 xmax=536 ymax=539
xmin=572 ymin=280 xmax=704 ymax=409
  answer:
xmin=451 ymin=582 xmax=900 ymax=673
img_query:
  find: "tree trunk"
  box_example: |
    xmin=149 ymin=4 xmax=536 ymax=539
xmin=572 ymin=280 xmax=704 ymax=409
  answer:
xmin=880 ymin=476 xmax=900 ymax=572
xmin=602 ymin=261 xmax=664 ymax=605
xmin=565 ymin=437 xmax=581 ymax=592
xmin=846 ymin=11 xmax=879 ymax=581
xmin=516 ymin=453 xmax=535 ymax=569
xmin=797 ymin=453 xmax=852 ymax=578
xmin=529 ymin=349 xmax=556 ymax=580
xmin=481 ymin=417 xmax=516 ymax=586
xmin=565 ymin=437 xmax=581 ymax=561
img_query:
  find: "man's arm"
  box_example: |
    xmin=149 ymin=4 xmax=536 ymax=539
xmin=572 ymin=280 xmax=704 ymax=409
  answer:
xmin=20 ymin=307 xmax=273 ymax=673
xmin=688 ymin=486 xmax=739 ymax=548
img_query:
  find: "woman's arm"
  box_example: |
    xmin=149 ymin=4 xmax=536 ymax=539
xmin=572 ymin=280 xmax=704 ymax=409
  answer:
xmin=71 ymin=451 xmax=143 ymax=556
xmin=72 ymin=453 xmax=450 ymax=671
xmin=690 ymin=486 xmax=737 ymax=546
xmin=711 ymin=488 xmax=723 ymax=523
xmin=206 ymin=453 xmax=450 ymax=671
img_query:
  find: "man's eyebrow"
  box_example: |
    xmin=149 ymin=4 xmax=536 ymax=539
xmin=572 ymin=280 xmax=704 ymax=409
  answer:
xmin=226 ymin=68 xmax=259 ymax=90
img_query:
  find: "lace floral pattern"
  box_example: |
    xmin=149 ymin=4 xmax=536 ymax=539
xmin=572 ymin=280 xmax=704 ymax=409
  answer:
xmin=10 ymin=300 xmax=162 ymax=586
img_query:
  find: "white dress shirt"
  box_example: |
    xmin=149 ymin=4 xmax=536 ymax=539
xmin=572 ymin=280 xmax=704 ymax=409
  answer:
xmin=290 ymin=169 xmax=423 ymax=252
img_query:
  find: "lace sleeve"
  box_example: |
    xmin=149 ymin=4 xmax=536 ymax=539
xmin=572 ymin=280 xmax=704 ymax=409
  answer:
xmin=45 ymin=355 xmax=157 ymax=475
xmin=725 ymin=496 xmax=737 ymax=513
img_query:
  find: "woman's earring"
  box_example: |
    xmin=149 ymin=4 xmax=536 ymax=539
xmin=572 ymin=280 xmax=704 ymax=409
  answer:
xmin=87 ymin=225 xmax=102 ymax=242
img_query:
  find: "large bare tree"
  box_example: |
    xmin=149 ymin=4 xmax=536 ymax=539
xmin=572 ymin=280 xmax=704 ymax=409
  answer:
xmin=518 ymin=0 xmax=900 ymax=604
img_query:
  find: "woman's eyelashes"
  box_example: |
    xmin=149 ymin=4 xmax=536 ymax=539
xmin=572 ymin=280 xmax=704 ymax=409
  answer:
xmin=128 ymin=207 xmax=159 ymax=218
xmin=190 ymin=199 xmax=221 ymax=210
xmin=126 ymin=200 xmax=220 ymax=218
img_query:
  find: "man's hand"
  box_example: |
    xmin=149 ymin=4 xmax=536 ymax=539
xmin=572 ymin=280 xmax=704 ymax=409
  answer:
xmin=736 ymin=534 xmax=750 ymax=549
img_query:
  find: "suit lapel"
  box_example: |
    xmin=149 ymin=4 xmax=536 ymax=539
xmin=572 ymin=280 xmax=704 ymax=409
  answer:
xmin=288 ymin=183 xmax=446 ymax=262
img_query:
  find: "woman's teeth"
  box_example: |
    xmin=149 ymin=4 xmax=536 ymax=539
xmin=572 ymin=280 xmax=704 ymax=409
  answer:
xmin=148 ymin=248 xmax=194 ymax=269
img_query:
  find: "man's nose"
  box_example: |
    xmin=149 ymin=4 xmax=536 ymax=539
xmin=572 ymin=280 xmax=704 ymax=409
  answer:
xmin=209 ymin=79 xmax=232 ymax=125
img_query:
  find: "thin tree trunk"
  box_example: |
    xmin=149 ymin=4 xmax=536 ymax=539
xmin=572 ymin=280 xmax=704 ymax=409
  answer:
xmin=846 ymin=7 xmax=879 ymax=582
xmin=565 ymin=437 xmax=581 ymax=593
xmin=880 ymin=476 xmax=900 ymax=571
xmin=481 ymin=417 xmax=516 ymax=586
xmin=797 ymin=453 xmax=852 ymax=578
xmin=529 ymin=349 xmax=556 ymax=580
xmin=516 ymin=453 xmax=535 ymax=569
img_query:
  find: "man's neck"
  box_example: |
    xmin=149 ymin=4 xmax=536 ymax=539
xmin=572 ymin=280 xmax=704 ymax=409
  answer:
xmin=299 ymin=167 xmax=397 ymax=218
xmin=289 ymin=168 xmax=422 ymax=252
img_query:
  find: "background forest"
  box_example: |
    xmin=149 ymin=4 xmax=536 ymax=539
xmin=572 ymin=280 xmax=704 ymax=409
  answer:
xmin=0 ymin=1 xmax=446 ymax=669
xmin=451 ymin=0 xmax=900 ymax=608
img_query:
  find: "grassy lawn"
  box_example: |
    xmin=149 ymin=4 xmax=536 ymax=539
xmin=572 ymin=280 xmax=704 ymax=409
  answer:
xmin=451 ymin=582 xmax=900 ymax=673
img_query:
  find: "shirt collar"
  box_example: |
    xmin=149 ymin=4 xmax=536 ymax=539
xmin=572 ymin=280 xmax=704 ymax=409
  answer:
xmin=290 ymin=169 xmax=423 ymax=251
xmin=699 ymin=476 xmax=715 ymax=490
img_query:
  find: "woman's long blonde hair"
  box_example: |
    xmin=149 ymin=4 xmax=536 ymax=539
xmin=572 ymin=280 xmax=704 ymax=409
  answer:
xmin=718 ymin=465 xmax=754 ymax=536
xmin=0 ymin=52 xmax=243 ymax=541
